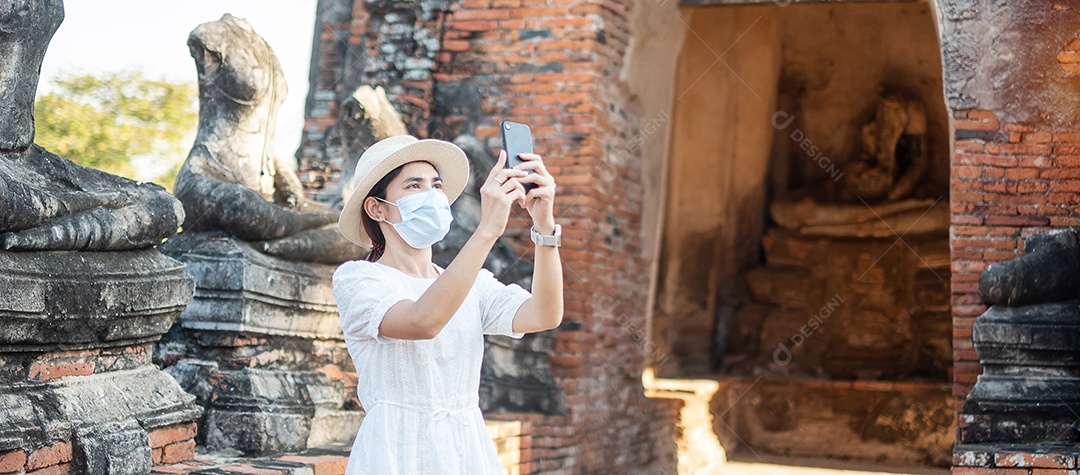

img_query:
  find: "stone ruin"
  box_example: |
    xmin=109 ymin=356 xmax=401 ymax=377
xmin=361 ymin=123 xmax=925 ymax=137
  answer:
xmin=156 ymin=14 xmax=367 ymax=455
xmin=153 ymin=12 xmax=564 ymax=456
xmin=0 ymin=3 xmax=567 ymax=467
xmin=961 ymin=228 xmax=1080 ymax=445
xmin=0 ymin=1 xmax=201 ymax=473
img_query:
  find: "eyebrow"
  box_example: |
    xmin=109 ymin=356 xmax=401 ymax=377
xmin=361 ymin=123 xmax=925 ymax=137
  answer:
xmin=403 ymin=176 xmax=443 ymax=183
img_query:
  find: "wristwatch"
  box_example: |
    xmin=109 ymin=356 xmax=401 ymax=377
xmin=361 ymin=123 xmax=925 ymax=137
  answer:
xmin=530 ymin=224 xmax=562 ymax=247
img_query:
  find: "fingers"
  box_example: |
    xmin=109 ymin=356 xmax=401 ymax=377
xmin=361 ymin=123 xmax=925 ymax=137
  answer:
xmin=487 ymin=150 xmax=508 ymax=181
xmin=513 ymin=172 xmax=553 ymax=186
xmin=511 ymin=154 xmax=551 ymax=178
xmin=508 ymin=184 xmax=527 ymax=208
xmin=490 ymin=169 xmax=527 ymax=187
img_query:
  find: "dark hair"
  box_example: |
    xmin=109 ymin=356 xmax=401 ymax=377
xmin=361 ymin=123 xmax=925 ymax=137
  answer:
xmin=361 ymin=164 xmax=406 ymax=262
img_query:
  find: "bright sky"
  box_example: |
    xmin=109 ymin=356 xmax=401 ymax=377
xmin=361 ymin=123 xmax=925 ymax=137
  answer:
xmin=39 ymin=1 xmax=318 ymax=164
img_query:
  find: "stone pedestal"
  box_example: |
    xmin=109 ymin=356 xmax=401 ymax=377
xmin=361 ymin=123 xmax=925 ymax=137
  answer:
xmin=959 ymin=301 xmax=1080 ymax=444
xmin=960 ymin=229 xmax=1080 ymax=445
xmin=725 ymin=228 xmax=951 ymax=380
xmin=0 ymin=249 xmax=202 ymax=474
xmin=158 ymin=232 xmax=362 ymax=455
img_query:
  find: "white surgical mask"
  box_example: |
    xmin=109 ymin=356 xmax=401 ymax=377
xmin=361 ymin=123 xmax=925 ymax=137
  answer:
xmin=376 ymin=188 xmax=454 ymax=249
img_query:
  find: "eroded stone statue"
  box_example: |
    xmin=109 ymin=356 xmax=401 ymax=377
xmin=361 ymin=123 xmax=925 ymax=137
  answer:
xmin=173 ymin=14 xmax=359 ymax=264
xmin=157 ymin=14 xmax=372 ymax=455
xmin=0 ymin=0 xmax=184 ymax=251
xmin=0 ymin=3 xmax=202 ymax=471
xmin=336 ymin=85 xmax=409 ymax=207
xmin=841 ymin=91 xmax=928 ymax=202
xmin=769 ymin=90 xmax=942 ymax=238
xmin=961 ymin=228 xmax=1080 ymax=444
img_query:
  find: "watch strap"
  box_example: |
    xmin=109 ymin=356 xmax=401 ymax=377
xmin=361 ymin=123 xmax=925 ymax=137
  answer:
xmin=531 ymin=224 xmax=561 ymax=247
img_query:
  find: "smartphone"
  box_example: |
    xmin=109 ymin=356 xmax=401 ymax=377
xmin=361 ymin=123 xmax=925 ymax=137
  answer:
xmin=500 ymin=120 xmax=538 ymax=193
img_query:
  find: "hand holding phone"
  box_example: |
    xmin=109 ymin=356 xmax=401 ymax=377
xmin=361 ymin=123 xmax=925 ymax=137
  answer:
xmin=500 ymin=120 xmax=538 ymax=193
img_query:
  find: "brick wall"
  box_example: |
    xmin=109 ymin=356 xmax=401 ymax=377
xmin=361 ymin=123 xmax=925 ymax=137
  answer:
xmin=949 ymin=110 xmax=1080 ymax=407
xmin=940 ymin=0 xmax=1080 ymax=410
xmin=298 ymin=0 xmax=681 ymax=473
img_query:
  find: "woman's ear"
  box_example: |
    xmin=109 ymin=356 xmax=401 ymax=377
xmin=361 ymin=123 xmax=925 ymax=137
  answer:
xmin=364 ymin=196 xmax=382 ymax=222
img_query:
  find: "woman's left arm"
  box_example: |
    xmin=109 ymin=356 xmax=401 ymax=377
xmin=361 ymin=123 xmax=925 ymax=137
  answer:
xmin=507 ymin=153 xmax=564 ymax=333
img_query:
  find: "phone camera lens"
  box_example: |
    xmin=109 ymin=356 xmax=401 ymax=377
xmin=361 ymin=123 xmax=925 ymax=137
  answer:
xmin=504 ymin=123 xmax=510 ymax=130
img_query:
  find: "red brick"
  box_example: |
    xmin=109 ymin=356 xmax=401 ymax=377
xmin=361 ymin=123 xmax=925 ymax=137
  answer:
xmin=1020 ymin=155 xmax=1054 ymax=167
xmin=278 ymin=454 xmax=350 ymax=475
xmin=450 ymin=20 xmax=498 ymax=31
xmin=1055 ymin=155 xmax=1080 ymax=167
xmin=1006 ymin=168 xmax=1040 ymax=179
xmin=952 ymin=467 xmax=1032 ymax=475
xmin=1057 ymin=143 xmax=1080 ymax=155
xmin=1041 ymin=168 xmax=1080 ymax=179
xmin=27 ymin=442 xmax=72 ymax=471
xmin=0 ymin=450 xmax=26 ymax=473
xmin=986 ymin=142 xmax=1052 ymax=155
xmin=953 ymin=165 xmax=983 ymax=179
xmin=958 ymin=154 xmax=1018 ymax=167
xmin=28 ymin=362 xmax=94 ymax=381
xmin=1050 ymin=217 xmax=1080 ymax=227
xmin=956 ymin=119 xmax=1001 ymax=131
xmin=26 ymin=463 xmax=70 ymax=475
xmin=1022 ymin=131 xmax=1053 ymax=143
xmin=995 ymin=451 xmax=1077 ymax=469
xmin=968 ymin=109 xmax=999 ymax=120
xmin=149 ymin=463 xmax=195 ymax=474
xmin=1050 ymin=180 xmax=1080 ymax=192
xmin=158 ymin=441 xmax=195 ymax=465
xmin=149 ymin=423 xmax=198 ymax=449
xmin=213 ymin=465 xmax=288 ymax=475
xmin=1017 ymin=181 xmax=1049 ymax=194
xmin=451 ymin=9 xmax=511 ymax=20
xmin=1003 ymin=123 xmax=1036 ymax=133
xmin=954 ymin=448 xmax=992 ymax=467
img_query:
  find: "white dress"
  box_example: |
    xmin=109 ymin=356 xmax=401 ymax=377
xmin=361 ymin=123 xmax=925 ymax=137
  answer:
xmin=332 ymin=259 xmax=531 ymax=475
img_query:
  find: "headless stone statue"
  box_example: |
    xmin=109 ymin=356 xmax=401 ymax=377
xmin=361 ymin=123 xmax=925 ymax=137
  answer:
xmin=769 ymin=89 xmax=941 ymax=238
xmin=841 ymin=91 xmax=928 ymax=201
xmin=0 ymin=0 xmax=184 ymax=251
xmin=336 ymin=85 xmax=409 ymax=207
xmin=173 ymin=14 xmax=359 ymax=264
xmin=961 ymin=228 xmax=1080 ymax=444
xmin=0 ymin=3 xmax=202 ymax=470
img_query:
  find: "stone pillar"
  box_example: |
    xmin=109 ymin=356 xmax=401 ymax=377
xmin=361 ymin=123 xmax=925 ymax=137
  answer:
xmin=0 ymin=251 xmax=203 ymax=474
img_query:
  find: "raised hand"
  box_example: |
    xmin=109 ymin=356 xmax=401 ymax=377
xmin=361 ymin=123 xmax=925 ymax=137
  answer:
xmin=475 ymin=150 xmax=528 ymax=241
xmin=509 ymin=153 xmax=556 ymax=229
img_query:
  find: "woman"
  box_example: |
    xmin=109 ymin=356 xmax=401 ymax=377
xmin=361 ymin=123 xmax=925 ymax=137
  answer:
xmin=333 ymin=135 xmax=563 ymax=474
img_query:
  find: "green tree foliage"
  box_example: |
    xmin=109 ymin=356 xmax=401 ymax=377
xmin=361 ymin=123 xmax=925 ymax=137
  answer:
xmin=34 ymin=70 xmax=198 ymax=190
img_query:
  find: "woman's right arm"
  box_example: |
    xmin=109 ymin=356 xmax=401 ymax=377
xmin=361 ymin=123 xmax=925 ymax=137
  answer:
xmin=376 ymin=151 xmax=528 ymax=340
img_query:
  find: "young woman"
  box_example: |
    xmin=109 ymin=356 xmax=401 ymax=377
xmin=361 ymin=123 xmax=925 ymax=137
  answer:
xmin=333 ymin=135 xmax=563 ymax=474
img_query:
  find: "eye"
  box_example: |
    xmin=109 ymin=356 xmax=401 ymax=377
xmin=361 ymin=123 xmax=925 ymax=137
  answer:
xmin=408 ymin=183 xmax=420 ymax=189
xmin=434 ymin=182 xmax=443 ymax=188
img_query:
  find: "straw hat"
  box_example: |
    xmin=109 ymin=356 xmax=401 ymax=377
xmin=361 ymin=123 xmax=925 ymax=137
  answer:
xmin=338 ymin=135 xmax=470 ymax=248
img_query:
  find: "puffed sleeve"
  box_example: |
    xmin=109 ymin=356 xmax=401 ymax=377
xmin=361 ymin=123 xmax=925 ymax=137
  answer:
xmin=475 ymin=267 xmax=531 ymax=339
xmin=333 ymin=261 xmax=412 ymax=343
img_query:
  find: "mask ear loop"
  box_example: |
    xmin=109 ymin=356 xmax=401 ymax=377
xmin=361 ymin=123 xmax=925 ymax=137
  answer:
xmin=373 ymin=196 xmax=399 ymax=225
xmin=373 ymin=196 xmax=398 ymax=207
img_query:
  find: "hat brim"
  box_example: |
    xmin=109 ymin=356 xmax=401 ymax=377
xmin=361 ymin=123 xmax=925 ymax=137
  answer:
xmin=338 ymin=140 xmax=470 ymax=248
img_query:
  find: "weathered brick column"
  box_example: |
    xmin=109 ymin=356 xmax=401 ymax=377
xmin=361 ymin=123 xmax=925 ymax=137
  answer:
xmin=940 ymin=0 xmax=1080 ymax=472
xmin=297 ymin=0 xmax=683 ymax=472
